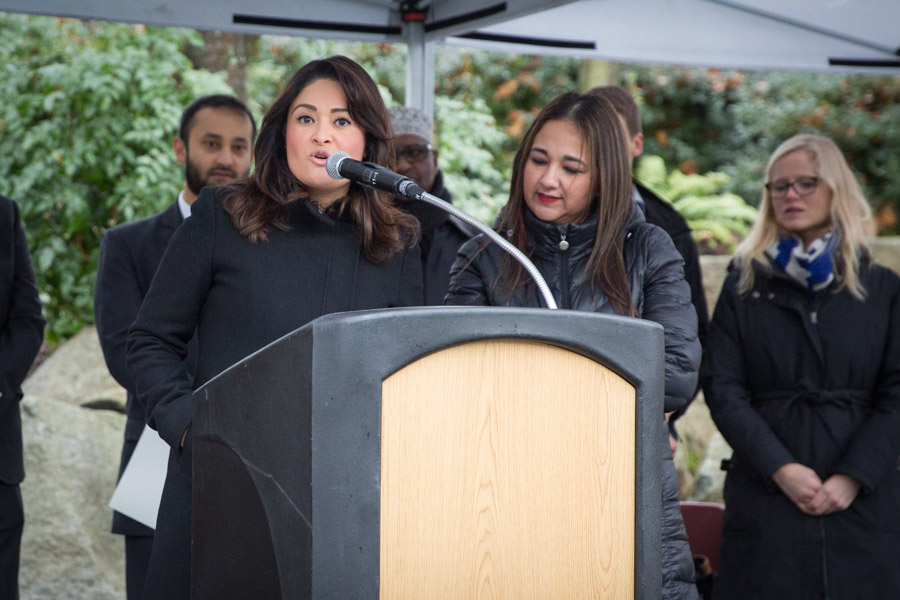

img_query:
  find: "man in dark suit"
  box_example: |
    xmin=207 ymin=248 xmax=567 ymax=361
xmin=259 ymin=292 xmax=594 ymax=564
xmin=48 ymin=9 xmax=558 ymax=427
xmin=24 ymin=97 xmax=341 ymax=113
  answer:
xmin=94 ymin=95 xmax=255 ymax=599
xmin=388 ymin=106 xmax=476 ymax=305
xmin=588 ymin=86 xmax=709 ymax=448
xmin=0 ymin=194 xmax=45 ymax=600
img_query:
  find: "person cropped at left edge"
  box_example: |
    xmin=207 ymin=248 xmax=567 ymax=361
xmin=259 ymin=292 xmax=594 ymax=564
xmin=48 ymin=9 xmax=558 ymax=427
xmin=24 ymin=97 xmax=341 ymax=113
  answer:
xmin=126 ymin=55 xmax=423 ymax=600
xmin=0 ymin=195 xmax=45 ymax=600
xmin=94 ymin=94 xmax=255 ymax=600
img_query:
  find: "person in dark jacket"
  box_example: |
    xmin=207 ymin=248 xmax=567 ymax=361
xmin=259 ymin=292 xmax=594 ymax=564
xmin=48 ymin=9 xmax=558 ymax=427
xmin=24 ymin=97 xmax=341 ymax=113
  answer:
xmin=446 ymin=91 xmax=700 ymax=600
xmin=588 ymin=86 xmax=708 ymax=450
xmin=94 ymin=94 xmax=255 ymax=600
xmin=702 ymin=133 xmax=900 ymax=599
xmin=388 ymin=105 xmax=475 ymax=305
xmin=587 ymin=86 xmax=708 ymax=344
xmin=126 ymin=56 xmax=423 ymax=600
xmin=0 ymin=195 xmax=45 ymax=600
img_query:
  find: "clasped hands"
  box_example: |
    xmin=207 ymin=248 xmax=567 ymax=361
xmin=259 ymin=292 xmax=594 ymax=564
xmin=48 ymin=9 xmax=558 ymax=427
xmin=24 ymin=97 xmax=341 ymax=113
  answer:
xmin=772 ymin=463 xmax=860 ymax=516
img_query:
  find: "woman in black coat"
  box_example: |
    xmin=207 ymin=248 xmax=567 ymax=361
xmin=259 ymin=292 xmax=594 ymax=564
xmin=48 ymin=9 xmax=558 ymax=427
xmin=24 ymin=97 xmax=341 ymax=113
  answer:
xmin=702 ymin=134 xmax=900 ymax=599
xmin=126 ymin=56 xmax=422 ymax=600
xmin=446 ymin=92 xmax=701 ymax=600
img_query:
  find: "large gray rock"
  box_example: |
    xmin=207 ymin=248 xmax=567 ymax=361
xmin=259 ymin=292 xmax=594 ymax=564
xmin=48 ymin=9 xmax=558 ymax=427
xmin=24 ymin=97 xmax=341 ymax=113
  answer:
xmin=690 ymin=432 xmax=732 ymax=504
xmin=22 ymin=326 xmax=126 ymax=412
xmin=19 ymin=393 xmax=125 ymax=600
xmin=699 ymin=255 xmax=731 ymax=319
xmin=673 ymin=393 xmax=720 ymax=498
xmin=872 ymin=237 xmax=900 ymax=275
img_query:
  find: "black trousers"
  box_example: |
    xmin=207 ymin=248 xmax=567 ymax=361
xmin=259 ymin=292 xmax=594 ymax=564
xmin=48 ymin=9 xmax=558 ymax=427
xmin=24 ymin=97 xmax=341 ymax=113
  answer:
xmin=125 ymin=535 xmax=154 ymax=600
xmin=0 ymin=482 xmax=23 ymax=600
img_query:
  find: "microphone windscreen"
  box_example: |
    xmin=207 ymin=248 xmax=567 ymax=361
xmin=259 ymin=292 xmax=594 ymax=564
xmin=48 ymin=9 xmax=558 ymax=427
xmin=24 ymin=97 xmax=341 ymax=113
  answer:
xmin=326 ymin=151 xmax=351 ymax=181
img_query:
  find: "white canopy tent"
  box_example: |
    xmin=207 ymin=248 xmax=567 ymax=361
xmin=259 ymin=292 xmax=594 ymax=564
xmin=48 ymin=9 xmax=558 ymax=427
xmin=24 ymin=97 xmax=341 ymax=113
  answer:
xmin=1 ymin=0 xmax=898 ymax=117
xmin=450 ymin=0 xmax=900 ymax=73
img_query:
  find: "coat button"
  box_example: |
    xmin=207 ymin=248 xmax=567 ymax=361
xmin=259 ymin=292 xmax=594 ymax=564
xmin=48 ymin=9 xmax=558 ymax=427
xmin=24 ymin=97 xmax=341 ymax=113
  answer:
xmin=559 ymin=239 xmax=570 ymax=250
xmin=751 ymin=291 xmax=760 ymax=299
xmin=767 ymin=292 xmax=775 ymax=300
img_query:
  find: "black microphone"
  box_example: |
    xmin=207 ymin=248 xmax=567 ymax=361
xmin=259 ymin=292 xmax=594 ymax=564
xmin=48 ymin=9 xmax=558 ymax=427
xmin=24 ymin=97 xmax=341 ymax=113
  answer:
xmin=326 ymin=151 xmax=423 ymax=199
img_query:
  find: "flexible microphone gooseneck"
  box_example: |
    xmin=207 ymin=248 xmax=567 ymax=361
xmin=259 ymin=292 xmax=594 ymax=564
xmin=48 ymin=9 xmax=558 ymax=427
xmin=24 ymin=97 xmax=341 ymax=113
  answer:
xmin=325 ymin=151 xmax=558 ymax=310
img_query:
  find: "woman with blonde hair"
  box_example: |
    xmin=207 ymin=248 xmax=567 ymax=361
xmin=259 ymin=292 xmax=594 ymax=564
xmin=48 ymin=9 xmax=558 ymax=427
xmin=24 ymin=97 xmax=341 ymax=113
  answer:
xmin=702 ymin=133 xmax=900 ymax=599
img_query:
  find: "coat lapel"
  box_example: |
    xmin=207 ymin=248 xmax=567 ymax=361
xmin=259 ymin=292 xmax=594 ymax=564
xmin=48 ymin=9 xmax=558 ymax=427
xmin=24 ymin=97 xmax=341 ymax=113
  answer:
xmin=159 ymin=197 xmax=185 ymax=234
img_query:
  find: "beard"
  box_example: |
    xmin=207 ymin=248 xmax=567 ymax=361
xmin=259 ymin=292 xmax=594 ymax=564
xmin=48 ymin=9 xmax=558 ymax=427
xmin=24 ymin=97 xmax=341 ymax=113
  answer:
xmin=184 ymin=154 xmax=241 ymax=197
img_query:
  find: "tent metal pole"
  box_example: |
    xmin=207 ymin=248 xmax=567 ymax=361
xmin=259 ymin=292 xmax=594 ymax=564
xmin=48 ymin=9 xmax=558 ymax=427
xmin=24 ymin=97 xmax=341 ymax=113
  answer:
xmin=404 ymin=20 xmax=435 ymax=120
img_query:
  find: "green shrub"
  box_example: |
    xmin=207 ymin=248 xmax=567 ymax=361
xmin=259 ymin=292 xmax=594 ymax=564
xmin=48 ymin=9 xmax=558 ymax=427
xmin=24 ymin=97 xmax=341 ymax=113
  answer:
xmin=629 ymin=66 xmax=900 ymax=233
xmin=0 ymin=14 xmax=229 ymax=342
xmin=636 ymin=156 xmax=757 ymax=254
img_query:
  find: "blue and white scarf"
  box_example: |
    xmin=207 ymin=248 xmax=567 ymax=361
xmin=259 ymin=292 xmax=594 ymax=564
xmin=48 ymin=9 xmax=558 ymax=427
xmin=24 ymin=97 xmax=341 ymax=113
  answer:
xmin=765 ymin=231 xmax=839 ymax=293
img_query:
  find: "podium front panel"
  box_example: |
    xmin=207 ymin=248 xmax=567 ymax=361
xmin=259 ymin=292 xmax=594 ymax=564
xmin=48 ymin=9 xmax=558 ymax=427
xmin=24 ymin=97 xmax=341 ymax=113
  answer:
xmin=381 ymin=339 xmax=636 ymax=599
xmin=193 ymin=307 xmax=665 ymax=600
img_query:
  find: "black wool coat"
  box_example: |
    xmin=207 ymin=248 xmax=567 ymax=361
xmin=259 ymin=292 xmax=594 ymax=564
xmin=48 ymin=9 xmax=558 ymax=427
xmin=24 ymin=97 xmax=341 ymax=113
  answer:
xmin=127 ymin=186 xmax=423 ymax=600
xmin=0 ymin=196 xmax=44 ymax=485
xmin=702 ymin=256 xmax=900 ymax=600
xmin=95 ymin=199 xmax=196 ymax=537
xmin=446 ymin=206 xmax=701 ymax=600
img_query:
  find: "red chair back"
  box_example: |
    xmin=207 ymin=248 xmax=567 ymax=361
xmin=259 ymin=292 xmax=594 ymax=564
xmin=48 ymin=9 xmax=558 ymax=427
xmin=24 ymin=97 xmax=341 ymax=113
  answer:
xmin=679 ymin=501 xmax=725 ymax=572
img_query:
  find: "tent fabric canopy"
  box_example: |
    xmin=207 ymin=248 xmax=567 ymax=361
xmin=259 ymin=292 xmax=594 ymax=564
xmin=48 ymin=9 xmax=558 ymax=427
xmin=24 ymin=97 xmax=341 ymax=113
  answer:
xmin=1 ymin=0 xmax=898 ymax=112
xmin=2 ymin=0 xmax=896 ymax=70
xmin=452 ymin=0 xmax=900 ymax=72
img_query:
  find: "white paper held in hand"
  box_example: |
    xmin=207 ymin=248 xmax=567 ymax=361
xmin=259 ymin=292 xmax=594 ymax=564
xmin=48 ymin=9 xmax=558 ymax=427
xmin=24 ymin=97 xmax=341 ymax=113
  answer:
xmin=108 ymin=424 xmax=170 ymax=529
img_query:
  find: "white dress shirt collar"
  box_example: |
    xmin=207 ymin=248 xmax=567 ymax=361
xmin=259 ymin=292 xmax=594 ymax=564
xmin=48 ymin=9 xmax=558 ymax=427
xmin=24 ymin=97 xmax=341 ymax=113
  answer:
xmin=177 ymin=191 xmax=192 ymax=220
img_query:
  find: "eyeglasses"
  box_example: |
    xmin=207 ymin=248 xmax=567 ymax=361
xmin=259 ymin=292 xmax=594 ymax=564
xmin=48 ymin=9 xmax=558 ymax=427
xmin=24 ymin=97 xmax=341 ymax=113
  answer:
xmin=765 ymin=176 xmax=820 ymax=198
xmin=395 ymin=143 xmax=433 ymax=164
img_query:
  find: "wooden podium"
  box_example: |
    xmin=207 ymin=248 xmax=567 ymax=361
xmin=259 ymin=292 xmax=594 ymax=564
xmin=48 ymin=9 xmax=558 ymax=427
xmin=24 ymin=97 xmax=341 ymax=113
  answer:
xmin=192 ymin=307 xmax=664 ymax=599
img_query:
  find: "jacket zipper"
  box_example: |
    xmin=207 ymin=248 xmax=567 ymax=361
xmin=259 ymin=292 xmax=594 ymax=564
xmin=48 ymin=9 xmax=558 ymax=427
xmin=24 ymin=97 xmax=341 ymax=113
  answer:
xmin=558 ymin=230 xmax=570 ymax=309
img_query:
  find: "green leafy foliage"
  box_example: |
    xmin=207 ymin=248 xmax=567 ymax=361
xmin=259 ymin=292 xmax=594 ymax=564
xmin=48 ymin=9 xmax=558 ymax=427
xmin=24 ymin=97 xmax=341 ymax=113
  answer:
xmin=6 ymin=13 xmax=896 ymax=341
xmin=433 ymin=96 xmax=509 ymax=223
xmin=0 ymin=14 xmax=226 ymax=341
xmin=434 ymin=49 xmax=580 ymax=149
xmin=630 ymin=66 xmax=900 ymax=234
xmin=636 ymin=156 xmax=757 ymax=254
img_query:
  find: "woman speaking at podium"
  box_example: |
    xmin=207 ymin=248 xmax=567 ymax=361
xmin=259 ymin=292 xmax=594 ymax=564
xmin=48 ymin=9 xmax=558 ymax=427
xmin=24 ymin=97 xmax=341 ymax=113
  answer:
xmin=126 ymin=56 xmax=422 ymax=599
xmin=446 ymin=91 xmax=701 ymax=599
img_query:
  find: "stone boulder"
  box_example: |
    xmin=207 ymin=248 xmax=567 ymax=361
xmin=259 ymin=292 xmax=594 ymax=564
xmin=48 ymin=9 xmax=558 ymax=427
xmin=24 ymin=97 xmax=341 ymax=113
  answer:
xmin=19 ymin=394 xmax=126 ymax=600
xmin=872 ymin=237 xmax=900 ymax=274
xmin=699 ymin=255 xmax=732 ymax=316
xmin=23 ymin=326 xmax=126 ymax=412
xmin=672 ymin=393 xmax=720 ymax=499
xmin=690 ymin=432 xmax=732 ymax=504
xmin=17 ymin=324 xmax=128 ymax=600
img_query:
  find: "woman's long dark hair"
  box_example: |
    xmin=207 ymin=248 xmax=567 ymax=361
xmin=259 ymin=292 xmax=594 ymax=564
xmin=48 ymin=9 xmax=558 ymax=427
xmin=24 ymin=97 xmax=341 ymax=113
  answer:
xmin=496 ymin=91 xmax=636 ymax=316
xmin=223 ymin=55 xmax=418 ymax=263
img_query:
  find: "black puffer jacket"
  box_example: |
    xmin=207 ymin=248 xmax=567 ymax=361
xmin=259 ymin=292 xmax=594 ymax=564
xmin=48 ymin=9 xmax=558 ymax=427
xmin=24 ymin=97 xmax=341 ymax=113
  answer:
xmin=702 ymin=256 xmax=900 ymax=599
xmin=447 ymin=206 xmax=700 ymax=600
